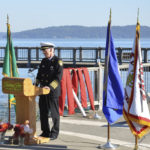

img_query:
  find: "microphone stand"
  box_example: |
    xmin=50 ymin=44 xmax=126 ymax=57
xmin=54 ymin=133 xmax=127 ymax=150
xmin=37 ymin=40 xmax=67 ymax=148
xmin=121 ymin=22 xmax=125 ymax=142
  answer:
xmin=28 ymin=66 xmax=39 ymax=84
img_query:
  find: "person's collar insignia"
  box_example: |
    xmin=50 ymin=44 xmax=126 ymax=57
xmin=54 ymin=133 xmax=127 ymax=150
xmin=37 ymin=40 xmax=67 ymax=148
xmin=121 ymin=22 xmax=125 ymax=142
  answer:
xmin=58 ymin=60 xmax=63 ymax=66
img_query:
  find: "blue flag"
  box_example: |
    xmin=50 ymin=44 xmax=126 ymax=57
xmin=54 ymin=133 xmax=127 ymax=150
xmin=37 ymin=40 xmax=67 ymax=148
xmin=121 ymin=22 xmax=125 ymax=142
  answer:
xmin=103 ymin=20 xmax=124 ymax=124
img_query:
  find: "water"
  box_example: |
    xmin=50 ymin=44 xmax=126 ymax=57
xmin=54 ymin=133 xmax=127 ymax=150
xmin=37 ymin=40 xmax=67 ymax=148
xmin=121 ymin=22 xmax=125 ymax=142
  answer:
xmin=0 ymin=38 xmax=150 ymax=47
xmin=0 ymin=38 xmax=150 ymax=123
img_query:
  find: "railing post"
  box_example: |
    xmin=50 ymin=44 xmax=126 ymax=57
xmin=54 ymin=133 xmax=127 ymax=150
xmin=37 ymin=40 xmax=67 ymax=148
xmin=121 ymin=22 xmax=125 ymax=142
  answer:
xmin=97 ymin=63 xmax=103 ymax=110
xmin=15 ymin=47 xmax=18 ymax=61
xmin=98 ymin=47 xmax=102 ymax=61
xmin=27 ymin=48 xmax=31 ymax=67
xmin=118 ymin=47 xmax=122 ymax=64
xmin=73 ymin=48 xmax=76 ymax=66
xmin=36 ymin=48 xmax=39 ymax=61
xmin=143 ymin=48 xmax=148 ymax=63
xmin=57 ymin=47 xmax=61 ymax=58
xmin=95 ymin=48 xmax=98 ymax=66
xmin=79 ymin=47 xmax=82 ymax=61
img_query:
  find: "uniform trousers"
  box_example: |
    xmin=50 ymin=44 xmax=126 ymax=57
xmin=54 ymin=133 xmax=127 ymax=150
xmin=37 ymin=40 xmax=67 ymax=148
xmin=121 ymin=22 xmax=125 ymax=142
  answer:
xmin=39 ymin=95 xmax=60 ymax=137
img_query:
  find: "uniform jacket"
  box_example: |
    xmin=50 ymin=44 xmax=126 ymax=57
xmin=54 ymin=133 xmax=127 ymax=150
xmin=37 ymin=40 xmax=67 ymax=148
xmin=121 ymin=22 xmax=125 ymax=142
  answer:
xmin=36 ymin=55 xmax=63 ymax=97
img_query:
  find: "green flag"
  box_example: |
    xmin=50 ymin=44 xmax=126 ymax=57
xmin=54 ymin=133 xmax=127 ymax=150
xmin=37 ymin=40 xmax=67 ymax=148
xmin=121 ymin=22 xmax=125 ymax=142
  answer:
xmin=2 ymin=21 xmax=19 ymax=108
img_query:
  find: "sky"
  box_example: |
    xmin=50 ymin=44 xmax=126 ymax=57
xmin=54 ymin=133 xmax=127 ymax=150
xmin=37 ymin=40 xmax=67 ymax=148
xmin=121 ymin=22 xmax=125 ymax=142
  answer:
xmin=0 ymin=0 xmax=149 ymax=32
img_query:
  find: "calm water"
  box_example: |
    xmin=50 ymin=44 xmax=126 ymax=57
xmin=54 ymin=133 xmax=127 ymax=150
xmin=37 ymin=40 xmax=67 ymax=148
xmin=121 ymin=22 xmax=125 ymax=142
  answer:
xmin=0 ymin=38 xmax=150 ymax=123
xmin=0 ymin=38 xmax=150 ymax=47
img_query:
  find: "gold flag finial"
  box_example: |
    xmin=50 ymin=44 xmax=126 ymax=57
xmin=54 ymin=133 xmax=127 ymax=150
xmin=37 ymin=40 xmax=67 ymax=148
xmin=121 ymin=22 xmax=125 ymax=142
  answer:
xmin=137 ymin=8 xmax=139 ymax=23
xmin=7 ymin=14 xmax=9 ymax=25
xmin=109 ymin=8 xmax=111 ymax=23
xmin=7 ymin=14 xmax=10 ymax=34
xmin=136 ymin=8 xmax=140 ymax=35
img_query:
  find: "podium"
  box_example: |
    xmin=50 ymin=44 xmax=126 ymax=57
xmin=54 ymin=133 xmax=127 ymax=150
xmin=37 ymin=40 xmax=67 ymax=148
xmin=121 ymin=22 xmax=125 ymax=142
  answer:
xmin=2 ymin=77 xmax=50 ymax=144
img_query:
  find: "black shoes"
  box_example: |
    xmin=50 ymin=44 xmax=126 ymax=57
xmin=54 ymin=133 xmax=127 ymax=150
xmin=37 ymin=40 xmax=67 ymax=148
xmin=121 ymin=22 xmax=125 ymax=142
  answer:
xmin=40 ymin=132 xmax=58 ymax=140
xmin=50 ymin=134 xmax=57 ymax=140
xmin=39 ymin=132 xmax=50 ymax=138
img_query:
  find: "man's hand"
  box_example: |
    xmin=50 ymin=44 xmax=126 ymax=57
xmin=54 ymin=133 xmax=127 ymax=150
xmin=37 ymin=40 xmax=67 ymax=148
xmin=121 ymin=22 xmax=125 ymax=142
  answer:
xmin=43 ymin=86 xmax=50 ymax=90
xmin=43 ymin=86 xmax=50 ymax=93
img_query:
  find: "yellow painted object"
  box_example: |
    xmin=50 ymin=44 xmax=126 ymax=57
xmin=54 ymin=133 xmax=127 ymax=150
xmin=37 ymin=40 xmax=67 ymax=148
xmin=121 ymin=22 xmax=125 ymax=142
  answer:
xmin=2 ymin=77 xmax=49 ymax=96
xmin=2 ymin=77 xmax=50 ymax=144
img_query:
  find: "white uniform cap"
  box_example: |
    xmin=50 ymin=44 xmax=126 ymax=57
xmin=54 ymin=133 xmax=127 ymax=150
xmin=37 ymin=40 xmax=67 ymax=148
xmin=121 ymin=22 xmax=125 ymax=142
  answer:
xmin=40 ymin=42 xmax=55 ymax=50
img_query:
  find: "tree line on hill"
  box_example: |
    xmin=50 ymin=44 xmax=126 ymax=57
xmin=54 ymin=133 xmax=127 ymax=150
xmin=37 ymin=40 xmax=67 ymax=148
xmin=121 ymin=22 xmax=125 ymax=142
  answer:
xmin=0 ymin=25 xmax=150 ymax=39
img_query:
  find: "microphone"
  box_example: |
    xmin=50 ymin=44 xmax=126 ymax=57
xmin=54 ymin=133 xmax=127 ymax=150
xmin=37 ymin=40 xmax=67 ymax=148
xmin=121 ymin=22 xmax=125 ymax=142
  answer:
xmin=28 ymin=66 xmax=39 ymax=73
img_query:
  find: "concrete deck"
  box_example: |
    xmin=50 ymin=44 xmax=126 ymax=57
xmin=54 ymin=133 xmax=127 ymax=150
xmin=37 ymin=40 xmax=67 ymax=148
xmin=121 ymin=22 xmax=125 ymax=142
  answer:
xmin=1 ymin=110 xmax=150 ymax=150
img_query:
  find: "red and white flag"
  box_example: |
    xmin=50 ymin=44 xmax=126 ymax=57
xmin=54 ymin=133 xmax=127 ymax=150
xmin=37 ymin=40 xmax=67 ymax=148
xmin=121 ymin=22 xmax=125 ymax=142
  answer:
xmin=123 ymin=21 xmax=150 ymax=138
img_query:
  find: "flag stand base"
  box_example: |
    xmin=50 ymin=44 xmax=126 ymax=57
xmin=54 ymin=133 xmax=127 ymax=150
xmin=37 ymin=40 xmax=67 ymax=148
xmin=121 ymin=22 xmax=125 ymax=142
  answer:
xmin=93 ymin=112 xmax=102 ymax=119
xmin=97 ymin=141 xmax=119 ymax=149
xmin=133 ymin=146 xmax=142 ymax=150
xmin=133 ymin=147 xmax=138 ymax=150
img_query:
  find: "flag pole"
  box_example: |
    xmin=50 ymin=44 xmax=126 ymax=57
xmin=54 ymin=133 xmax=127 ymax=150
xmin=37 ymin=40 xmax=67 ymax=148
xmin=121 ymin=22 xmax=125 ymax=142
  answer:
xmin=133 ymin=10 xmax=140 ymax=150
xmin=7 ymin=15 xmax=11 ymax=124
xmin=108 ymin=123 xmax=110 ymax=141
xmin=98 ymin=9 xmax=119 ymax=150
xmin=106 ymin=9 xmax=112 ymax=145
xmin=134 ymin=135 xmax=138 ymax=150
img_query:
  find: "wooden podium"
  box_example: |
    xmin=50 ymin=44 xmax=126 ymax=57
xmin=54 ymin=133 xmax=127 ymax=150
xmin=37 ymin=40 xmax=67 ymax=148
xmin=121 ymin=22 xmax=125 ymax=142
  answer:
xmin=2 ymin=77 xmax=50 ymax=144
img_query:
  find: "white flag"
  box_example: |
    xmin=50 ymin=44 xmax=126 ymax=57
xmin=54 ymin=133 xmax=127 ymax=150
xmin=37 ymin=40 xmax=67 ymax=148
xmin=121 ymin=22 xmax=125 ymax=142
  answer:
xmin=123 ymin=21 xmax=150 ymax=138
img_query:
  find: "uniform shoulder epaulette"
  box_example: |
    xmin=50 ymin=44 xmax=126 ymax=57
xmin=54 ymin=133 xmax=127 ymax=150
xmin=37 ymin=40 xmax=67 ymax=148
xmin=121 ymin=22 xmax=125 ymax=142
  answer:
xmin=58 ymin=59 xmax=63 ymax=66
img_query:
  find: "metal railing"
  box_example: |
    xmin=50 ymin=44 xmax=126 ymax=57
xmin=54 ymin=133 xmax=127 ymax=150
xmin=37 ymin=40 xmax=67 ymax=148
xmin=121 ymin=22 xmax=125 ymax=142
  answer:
xmin=0 ymin=46 xmax=150 ymax=68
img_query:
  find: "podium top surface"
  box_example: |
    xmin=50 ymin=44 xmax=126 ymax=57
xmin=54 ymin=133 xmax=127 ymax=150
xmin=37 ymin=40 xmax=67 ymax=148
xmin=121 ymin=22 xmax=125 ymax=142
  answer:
xmin=2 ymin=77 xmax=50 ymax=96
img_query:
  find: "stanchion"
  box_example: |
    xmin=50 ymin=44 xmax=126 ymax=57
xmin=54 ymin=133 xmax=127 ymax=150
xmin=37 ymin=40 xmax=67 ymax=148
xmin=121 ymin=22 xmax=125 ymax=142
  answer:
xmin=98 ymin=123 xmax=119 ymax=149
xmin=134 ymin=135 xmax=138 ymax=150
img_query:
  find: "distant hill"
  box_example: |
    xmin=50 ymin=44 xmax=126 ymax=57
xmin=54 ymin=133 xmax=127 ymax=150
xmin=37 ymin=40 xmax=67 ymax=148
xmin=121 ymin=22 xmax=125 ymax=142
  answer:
xmin=1 ymin=25 xmax=150 ymax=39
